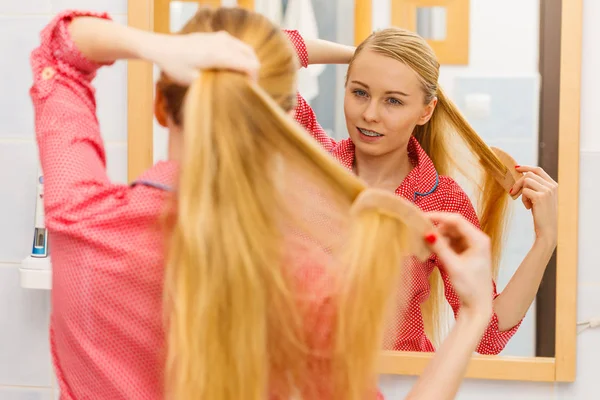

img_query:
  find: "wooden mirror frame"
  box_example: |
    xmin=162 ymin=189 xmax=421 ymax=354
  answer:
xmin=356 ymin=0 xmax=470 ymax=64
xmin=127 ymin=0 xmax=582 ymax=383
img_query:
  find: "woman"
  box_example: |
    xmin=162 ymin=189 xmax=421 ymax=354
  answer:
xmin=35 ymin=7 xmax=497 ymax=400
xmin=284 ymin=29 xmax=558 ymax=354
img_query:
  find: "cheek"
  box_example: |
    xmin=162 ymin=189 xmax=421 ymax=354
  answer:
xmin=343 ymin=95 xmax=358 ymax=119
xmin=381 ymin=106 xmax=422 ymax=135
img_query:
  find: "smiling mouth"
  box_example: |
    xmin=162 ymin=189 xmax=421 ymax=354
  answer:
xmin=358 ymin=127 xmax=384 ymax=137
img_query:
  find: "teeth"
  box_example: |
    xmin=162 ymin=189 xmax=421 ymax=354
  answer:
xmin=359 ymin=128 xmax=383 ymax=137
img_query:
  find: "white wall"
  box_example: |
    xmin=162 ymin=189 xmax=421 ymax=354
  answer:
xmin=0 ymin=1 xmax=128 ymax=398
xmin=0 ymin=0 xmax=598 ymax=399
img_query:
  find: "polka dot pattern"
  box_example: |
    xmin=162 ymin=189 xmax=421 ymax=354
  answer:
xmin=32 ymin=11 xmax=182 ymax=399
xmin=32 ymin=14 xmax=387 ymax=400
xmin=286 ymin=30 xmax=522 ymax=356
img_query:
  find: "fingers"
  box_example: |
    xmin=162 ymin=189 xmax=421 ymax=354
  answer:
xmin=423 ymin=213 xmax=491 ymax=285
xmin=521 ymin=174 xmax=548 ymax=193
xmin=521 ymin=192 xmax=533 ymax=210
xmin=521 ymin=186 xmax=556 ymax=208
xmin=512 ymin=170 xmax=557 ymax=209
xmin=426 ymin=212 xmax=483 ymax=254
xmin=522 ymin=170 xmax=553 ymax=189
xmin=515 ymin=165 xmax=556 ymax=184
xmin=187 ymin=31 xmax=259 ymax=80
xmin=510 ymin=174 xmax=526 ymax=196
xmin=228 ymin=37 xmax=260 ymax=78
xmin=511 ymin=171 xmax=556 ymax=196
xmin=217 ymin=31 xmax=260 ymax=80
xmin=425 ymin=231 xmax=459 ymax=272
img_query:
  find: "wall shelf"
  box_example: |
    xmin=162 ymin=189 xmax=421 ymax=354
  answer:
xmin=19 ymin=256 xmax=52 ymax=290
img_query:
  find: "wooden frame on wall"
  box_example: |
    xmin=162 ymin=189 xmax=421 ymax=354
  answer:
xmin=127 ymin=0 xmax=582 ymax=382
xmin=355 ymin=0 xmax=470 ymax=65
xmin=535 ymin=0 xmax=562 ymax=358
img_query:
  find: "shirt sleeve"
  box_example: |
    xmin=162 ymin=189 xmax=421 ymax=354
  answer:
xmin=30 ymin=10 xmax=129 ymax=232
xmin=282 ymin=29 xmax=309 ymax=69
xmin=435 ymin=178 xmax=522 ymax=355
xmin=282 ymin=29 xmax=337 ymax=152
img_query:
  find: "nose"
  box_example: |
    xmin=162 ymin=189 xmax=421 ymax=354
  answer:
xmin=362 ymin=99 xmax=380 ymax=123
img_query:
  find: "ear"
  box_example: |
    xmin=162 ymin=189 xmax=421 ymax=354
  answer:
xmin=154 ymin=84 xmax=168 ymax=128
xmin=416 ymin=97 xmax=438 ymax=126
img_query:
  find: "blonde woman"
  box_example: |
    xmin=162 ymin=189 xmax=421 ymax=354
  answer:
xmin=36 ymin=8 xmax=496 ymax=400
xmin=285 ymin=30 xmax=558 ymax=355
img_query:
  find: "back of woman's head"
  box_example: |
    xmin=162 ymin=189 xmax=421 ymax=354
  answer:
xmin=162 ymin=7 xmax=413 ymax=400
xmin=157 ymin=6 xmax=297 ymax=125
xmin=350 ymin=28 xmax=512 ymax=346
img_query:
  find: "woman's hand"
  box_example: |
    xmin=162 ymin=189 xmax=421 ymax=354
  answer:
xmin=511 ymin=166 xmax=558 ymax=247
xmin=146 ymin=31 xmax=261 ymax=85
xmin=68 ymin=17 xmax=259 ymax=82
xmin=408 ymin=216 xmax=495 ymax=400
xmin=425 ymin=212 xmax=493 ymax=318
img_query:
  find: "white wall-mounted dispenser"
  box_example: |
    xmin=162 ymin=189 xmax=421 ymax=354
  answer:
xmin=20 ymin=167 xmax=52 ymax=290
xmin=31 ymin=173 xmax=48 ymax=257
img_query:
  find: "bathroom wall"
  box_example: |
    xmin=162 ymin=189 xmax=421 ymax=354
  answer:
xmin=0 ymin=0 xmax=598 ymax=399
xmin=0 ymin=1 xmax=128 ymax=398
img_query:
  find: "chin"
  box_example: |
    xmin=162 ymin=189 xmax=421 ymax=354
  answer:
xmin=352 ymin=139 xmax=388 ymax=157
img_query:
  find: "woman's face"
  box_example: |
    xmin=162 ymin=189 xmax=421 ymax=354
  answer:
xmin=344 ymin=49 xmax=437 ymax=158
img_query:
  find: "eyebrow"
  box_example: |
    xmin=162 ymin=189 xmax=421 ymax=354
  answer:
xmin=351 ymin=80 xmax=410 ymax=97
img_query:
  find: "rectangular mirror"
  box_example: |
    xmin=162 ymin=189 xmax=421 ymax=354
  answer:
xmin=354 ymin=0 xmax=581 ymax=382
xmin=128 ymin=0 xmax=582 ymax=383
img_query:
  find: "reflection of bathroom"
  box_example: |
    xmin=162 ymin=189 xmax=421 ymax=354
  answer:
xmin=247 ymin=0 xmax=540 ymax=356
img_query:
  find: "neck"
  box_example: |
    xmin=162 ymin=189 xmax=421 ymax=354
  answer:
xmin=354 ymin=143 xmax=414 ymax=192
xmin=168 ymin=134 xmax=182 ymax=162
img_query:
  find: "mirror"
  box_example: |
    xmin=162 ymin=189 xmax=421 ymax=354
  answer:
xmin=416 ymin=7 xmax=447 ymax=41
xmin=351 ymin=0 xmax=580 ymax=382
xmin=129 ymin=0 xmax=581 ymax=383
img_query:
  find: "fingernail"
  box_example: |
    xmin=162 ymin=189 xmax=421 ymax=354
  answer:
xmin=424 ymin=233 xmax=437 ymax=244
xmin=509 ymin=188 xmax=513 ymax=194
xmin=515 ymin=165 xmax=521 ymax=168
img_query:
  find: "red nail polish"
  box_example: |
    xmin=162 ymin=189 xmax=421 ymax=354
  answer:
xmin=424 ymin=233 xmax=437 ymax=244
xmin=515 ymin=165 xmax=521 ymax=168
xmin=509 ymin=188 xmax=513 ymax=194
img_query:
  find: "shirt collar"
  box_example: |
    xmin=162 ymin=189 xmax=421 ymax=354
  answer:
xmin=331 ymin=136 xmax=439 ymax=202
xmin=129 ymin=138 xmax=440 ymax=201
xmin=131 ymin=160 xmax=178 ymax=192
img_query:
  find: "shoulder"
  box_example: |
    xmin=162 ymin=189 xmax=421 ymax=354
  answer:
xmin=436 ymin=176 xmax=470 ymax=204
xmin=329 ymin=138 xmax=356 ymax=169
xmin=435 ymin=176 xmax=480 ymax=227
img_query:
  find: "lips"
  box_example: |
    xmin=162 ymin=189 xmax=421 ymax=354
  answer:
xmin=357 ymin=127 xmax=384 ymax=137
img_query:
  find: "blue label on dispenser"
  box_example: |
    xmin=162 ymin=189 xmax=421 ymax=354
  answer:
xmin=31 ymin=228 xmax=48 ymax=257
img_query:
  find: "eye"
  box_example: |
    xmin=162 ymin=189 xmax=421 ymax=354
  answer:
xmin=352 ymin=89 xmax=368 ymax=98
xmin=387 ymin=97 xmax=403 ymax=106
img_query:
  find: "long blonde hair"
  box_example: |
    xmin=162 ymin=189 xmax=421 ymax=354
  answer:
xmin=160 ymin=8 xmax=415 ymax=400
xmin=349 ymin=28 xmax=510 ymax=345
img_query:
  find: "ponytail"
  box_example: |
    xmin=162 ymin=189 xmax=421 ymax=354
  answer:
xmin=164 ymin=70 xmax=415 ymax=400
xmin=165 ymin=71 xmax=298 ymax=400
